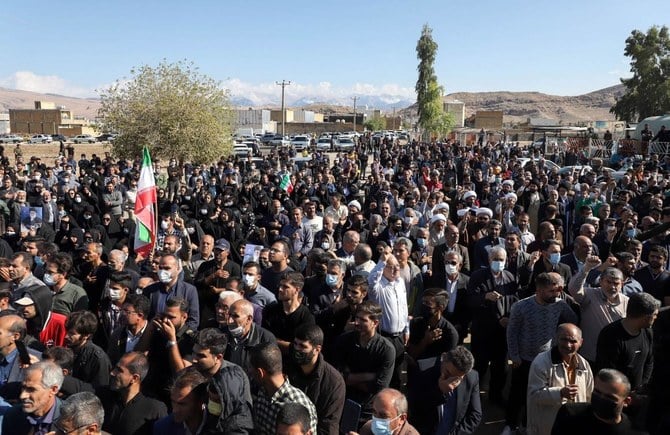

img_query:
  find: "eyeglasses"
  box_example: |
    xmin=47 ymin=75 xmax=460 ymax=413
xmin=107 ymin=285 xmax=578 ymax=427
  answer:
xmin=122 ymin=310 xmax=137 ymax=316
xmin=53 ymin=422 xmax=89 ymax=434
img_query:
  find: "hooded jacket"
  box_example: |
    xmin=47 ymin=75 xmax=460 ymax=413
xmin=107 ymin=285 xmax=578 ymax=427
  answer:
xmin=21 ymin=284 xmax=66 ymax=348
xmin=207 ymin=360 xmax=254 ymax=434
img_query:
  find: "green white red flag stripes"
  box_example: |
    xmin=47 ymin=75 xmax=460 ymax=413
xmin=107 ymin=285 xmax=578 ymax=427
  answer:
xmin=280 ymin=173 xmax=293 ymax=194
xmin=133 ymin=147 xmax=157 ymax=258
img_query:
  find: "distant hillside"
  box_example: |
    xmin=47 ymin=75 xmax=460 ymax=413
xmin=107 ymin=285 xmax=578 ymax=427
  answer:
xmin=400 ymin=84 xmax=626 ymax=124
xmin=0 ymin=84 xmax=627 ymax=124
xmin=0 ymin=87 xmax=100 ymax=120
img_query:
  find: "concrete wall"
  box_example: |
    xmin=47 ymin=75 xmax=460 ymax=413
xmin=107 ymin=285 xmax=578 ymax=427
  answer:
xmin=475 ymin=111 xmax=504 ymax=129
xmin=270 ymin=109 xmax=295 ymax=123
xmin=444 ymin=101 xmax=465 ymax=128
xmin=283 ymin=122 xmax=362 ymax=136
xmin=0 ymin=113 xmax=9 ymax=135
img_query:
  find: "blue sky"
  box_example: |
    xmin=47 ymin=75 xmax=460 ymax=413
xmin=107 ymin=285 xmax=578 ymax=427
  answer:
xmin=0 ymin=0 xmax=665 ymax=105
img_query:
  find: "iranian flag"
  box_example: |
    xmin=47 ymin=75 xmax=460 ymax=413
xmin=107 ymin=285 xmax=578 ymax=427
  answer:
xmin=134 ymin=147 xmax=157 ymax=258
xmin=280 ymin=173 xmax=293 ymax=194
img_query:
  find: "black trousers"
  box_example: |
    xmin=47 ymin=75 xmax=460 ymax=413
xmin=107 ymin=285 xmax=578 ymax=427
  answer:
xmin=471 ymin=326 xmax=507 ymax=401
xmin=506 ymin=359 xmax=532 ymax=428
xmin=380 ymin=332 xmax=407 ymax=393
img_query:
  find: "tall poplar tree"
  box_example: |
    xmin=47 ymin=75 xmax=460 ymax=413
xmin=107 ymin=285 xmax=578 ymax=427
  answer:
xmin=416 ymin=24 xmax=453 ymax=139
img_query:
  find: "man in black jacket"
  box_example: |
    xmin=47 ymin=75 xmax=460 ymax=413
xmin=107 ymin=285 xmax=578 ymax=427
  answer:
xmin=286 ymin=324 xmax=345 ymax=435
xmin=596 ymin=292 xmax=659 ymax=393
xmin=191 ymin=328 xmax=254 ymax=434
xmin=552 ymin=369 xmax=647 ymax=435
xmin=409 ymin=346 xmax=482 ymax=434
xmin=98 ymin=351 xmax=167 ymax=435
xmin=64 ymin=310 xmax=112 ymax=389
xmin=224 ymin=299 xmax=275 ymax=375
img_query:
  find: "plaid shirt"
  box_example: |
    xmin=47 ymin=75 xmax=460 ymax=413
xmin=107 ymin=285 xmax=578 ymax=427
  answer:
xmin=253 ymin=378 xmax=317 ymax=435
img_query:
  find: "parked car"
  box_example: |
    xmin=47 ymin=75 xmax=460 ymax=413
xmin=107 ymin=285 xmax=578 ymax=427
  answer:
xmin=0 ymin=134 xmax=24 ymax=143
xmin=97 ymin=133 xmax=117 ymax=142
xmin=335 ymin=137 xmax=355 ymax=152
xmin=261 ymin=132 xmax=276 ymax=145
xmin=233 ymin=144 xmax=252 ymax=157
xmin=515 ymin=158 xmax=561 ymax=173
xmin=316 ymin=137 xmax=332 ymax=151
xmin=72 ymin=134 xmax=96 ymax=144
xmin=51 ymin=134 xmax=67 ymax=142
xmin=29 ymin=134 xmax=53 ymax=144
xmin=270 ymin=135 xmax=290 ymax=147
xmin=291 ymin=135 xmax=311 ymax=151
xmin=240 ymin=140 xmax=260 ymax=156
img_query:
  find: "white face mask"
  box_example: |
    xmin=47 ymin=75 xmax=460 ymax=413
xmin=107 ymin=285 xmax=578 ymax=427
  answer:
xmin=161 ymin=221 xmax=169 ymax=230
xmin=158 ymin=269 xmax=172 ymax=284
xmin=109 ymin=288 xmax=124 ymax=301
xmin=229 ymin=325 xmax=245 ymax=338
xmin=242 ymin=274 xmax=256 ymax=287
xmin=445 ymin=264 xmax=458 ymax=275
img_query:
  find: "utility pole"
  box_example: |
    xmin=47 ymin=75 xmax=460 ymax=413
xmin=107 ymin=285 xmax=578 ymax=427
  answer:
xmin=351 ymin=96 xmax=358 ymax=134
xmin=276 ymin=80 xmax=291 ymax=137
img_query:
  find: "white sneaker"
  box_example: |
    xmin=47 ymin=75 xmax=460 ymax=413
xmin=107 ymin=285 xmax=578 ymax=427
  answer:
xmin=500 ymin=426 xmax=514 ymax=435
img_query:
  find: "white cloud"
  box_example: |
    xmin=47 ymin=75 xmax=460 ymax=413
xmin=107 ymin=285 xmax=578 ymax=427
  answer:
xmin=0 ymin=71 xmax=416 ymax=107
xmin=221 ymin=78 xmax=416 ymax=106
xmin=0 ymin=71 xmax=98 ymax=98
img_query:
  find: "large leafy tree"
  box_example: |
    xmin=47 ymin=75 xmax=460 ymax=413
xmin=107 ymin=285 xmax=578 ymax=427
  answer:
xmin=416 ymin=24 xmax=453 ymax=138
xmin=611 ymin=26 xmax=670 ymax=121
xmin=364 ymin=115 xmax=386 ymax=132
xmin=98 ymin=60 xmax=234 ymax=162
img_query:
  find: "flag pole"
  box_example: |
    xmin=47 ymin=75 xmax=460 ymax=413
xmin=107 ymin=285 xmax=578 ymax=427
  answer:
xmin=151 ymin=147 xmax=159 ymax=257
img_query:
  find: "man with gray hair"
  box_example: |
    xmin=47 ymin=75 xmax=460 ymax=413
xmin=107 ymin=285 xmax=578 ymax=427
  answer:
xmin=54 ymin=391 xmax=105 ymax=435
xmin=107 ymin=249 xmax=140 ymax=289
xmin=568 ymin=256 xmax=629 ymax=365
xmin=356 ymin=388 xmax=419 ymax=435
xmin=1 ymin=360 xmax=64 ymax=433
xmin=467 ymin=245 xmax=520 ymax=405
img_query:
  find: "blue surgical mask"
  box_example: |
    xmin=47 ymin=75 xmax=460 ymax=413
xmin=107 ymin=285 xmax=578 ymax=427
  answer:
xmin=371 ymin=415 xmax=400 ymax=435
xmin=43 ymin=273 xmax=56 ymax=287
xmin=490 ymin=260 xmax=505 ymax=273
xmin=325 ymin=273 xmax=339 ymax=288
xmin=549 ymin=252 xmax=561 ymax=266
xmin=33 ymin=256 xmax=44 ymax=267
xmin=416 ymin=238 xmax=426 ymax=248
xmin=626 ymin=229 xmax=636 ymax=238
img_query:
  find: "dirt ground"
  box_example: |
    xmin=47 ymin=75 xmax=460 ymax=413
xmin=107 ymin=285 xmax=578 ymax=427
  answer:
xmin=5 ymin=142 xmax=111 ymax=166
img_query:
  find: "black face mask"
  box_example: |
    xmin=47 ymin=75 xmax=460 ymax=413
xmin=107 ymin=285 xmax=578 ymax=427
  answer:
xmin=290 ymin=346 xmax=313 ymax=366
xmin=590 ymin=391 xmax=620 ymax=421
xmin=420 ymin=304 xmax=434 ymax=319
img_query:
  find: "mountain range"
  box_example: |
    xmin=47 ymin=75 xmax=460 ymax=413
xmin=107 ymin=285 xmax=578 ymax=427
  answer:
xmin=0 ymin=84 xmax=625 ymax=123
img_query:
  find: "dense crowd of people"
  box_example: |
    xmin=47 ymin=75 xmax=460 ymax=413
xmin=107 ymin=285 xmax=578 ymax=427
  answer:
xmin=0 ymin=131 xmax=669 ymax=434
